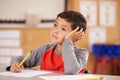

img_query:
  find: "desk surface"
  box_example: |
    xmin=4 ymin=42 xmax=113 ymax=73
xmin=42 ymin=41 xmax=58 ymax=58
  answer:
xmin=0 ymin=64 xmax=120 ymax=80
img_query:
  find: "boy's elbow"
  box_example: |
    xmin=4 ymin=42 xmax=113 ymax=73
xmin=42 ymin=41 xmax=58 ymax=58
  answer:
xmin=64 ymin=71 xmax=76 ymax=75
xmin=64 ymin=69 xmax=78 ymax=75
xmin=64 ymin=66 xmax=83 ymax=75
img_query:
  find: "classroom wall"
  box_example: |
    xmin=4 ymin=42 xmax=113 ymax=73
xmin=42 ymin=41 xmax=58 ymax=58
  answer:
xmin=0 ymin=0 xmax=65 ymax=20
xmin=0 ymin=0 xmax=64 ymax=65
xmin=67 ymin=0 xmax=120 ymax=74
xmin=0 ymin=0 xmax=120 ymax=75
xmin=68 ymin=0 xmax=120 ymax=44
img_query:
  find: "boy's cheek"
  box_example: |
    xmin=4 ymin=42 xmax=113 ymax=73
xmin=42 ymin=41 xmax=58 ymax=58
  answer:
xmin=57 ymin=36 xmax=64 ymax=43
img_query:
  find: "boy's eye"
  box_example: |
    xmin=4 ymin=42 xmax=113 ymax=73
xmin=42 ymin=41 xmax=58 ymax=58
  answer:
xmin=53 ymin=23 xmax=57 ymax=27
xmin=61 ymin=28 xmax=67 ymax=31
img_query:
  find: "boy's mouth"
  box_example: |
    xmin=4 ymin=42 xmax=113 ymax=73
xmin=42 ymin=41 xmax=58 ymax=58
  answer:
xmin=52 ymin=35 xmax=58 ymax=39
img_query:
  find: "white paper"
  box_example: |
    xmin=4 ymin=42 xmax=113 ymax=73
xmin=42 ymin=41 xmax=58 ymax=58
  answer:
xmin=99 ymin=1 xmax=116 ymax=26
xmin=80 ymin=1 xmax=97 ymax=26
xmin=39 ymin=74 xmax=102 ymax=80
xmin=0 ymin=70 xmax=52 ymax=78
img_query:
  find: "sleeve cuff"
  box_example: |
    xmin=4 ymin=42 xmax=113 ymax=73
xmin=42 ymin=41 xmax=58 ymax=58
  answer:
xmin=6 ymin=66 xmax=11 ymax=71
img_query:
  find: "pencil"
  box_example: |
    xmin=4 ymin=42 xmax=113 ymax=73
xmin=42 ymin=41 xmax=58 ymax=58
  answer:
xmin=19 ymin=51 xmax=32 ymax=66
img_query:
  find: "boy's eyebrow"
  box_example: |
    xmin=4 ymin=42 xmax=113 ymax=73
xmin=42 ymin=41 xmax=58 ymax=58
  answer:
xmin=54 ymin=20 xmax=58 ymax=25
xmin=61 ymin=25 xmax=68 ymax=28
xmin=62 ymin=25 xmax=71 ymax=31
xmin=55 ymin=20 xmax=70 ymax=30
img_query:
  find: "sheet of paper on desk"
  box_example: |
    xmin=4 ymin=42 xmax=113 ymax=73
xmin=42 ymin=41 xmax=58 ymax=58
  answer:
xmin=0 ymin=70 xmax=52 ymax=78
xmin=39 ymin=74 xmax=103 ymax=80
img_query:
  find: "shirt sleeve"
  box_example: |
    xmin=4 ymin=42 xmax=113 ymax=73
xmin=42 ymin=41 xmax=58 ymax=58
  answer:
xmin=62 ymin=38 xmax=89 ymax=75
xmin=7 ymin=44 xmax=48 ymax=70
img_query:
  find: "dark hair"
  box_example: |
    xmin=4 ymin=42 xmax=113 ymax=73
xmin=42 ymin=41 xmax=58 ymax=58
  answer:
xmin=57 ymin=11 xmax=87 ymax=32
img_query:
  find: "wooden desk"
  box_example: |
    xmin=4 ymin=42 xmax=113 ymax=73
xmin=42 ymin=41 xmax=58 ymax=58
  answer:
xmin=0 ymin=64 xmax=120 ymax=80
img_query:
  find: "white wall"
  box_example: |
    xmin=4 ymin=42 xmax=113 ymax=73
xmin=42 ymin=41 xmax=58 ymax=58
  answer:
xmin=0 ymin=0 xmax=65 ymax=20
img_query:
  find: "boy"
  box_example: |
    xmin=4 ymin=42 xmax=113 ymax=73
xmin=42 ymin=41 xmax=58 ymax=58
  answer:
xmin=6 ymin=11 xmax=89 ymax=75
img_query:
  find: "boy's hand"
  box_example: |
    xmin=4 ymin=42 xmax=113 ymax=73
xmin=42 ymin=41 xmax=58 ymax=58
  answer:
xmin=65 ymin=27 xmax=84 ymax=43
xmin=10 ymin=62 xmax=24 ymax=73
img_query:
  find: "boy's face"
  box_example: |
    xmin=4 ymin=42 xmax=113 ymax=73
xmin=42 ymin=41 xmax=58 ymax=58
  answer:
xmin=50 ymin=17 xmax=72 ymax=45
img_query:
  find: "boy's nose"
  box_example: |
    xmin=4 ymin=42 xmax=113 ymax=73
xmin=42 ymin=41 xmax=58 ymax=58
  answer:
xmin=54 ymin=28 xmax=59 ymax=34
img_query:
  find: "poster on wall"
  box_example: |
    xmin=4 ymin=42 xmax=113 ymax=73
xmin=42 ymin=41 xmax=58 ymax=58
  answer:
xmin=89 ymin=27 xmax=106 ymax=52
xmin=99 ymin=1 xmax=116 ymax=26
xmin=79 ymin=1 xmax=97 ymax=26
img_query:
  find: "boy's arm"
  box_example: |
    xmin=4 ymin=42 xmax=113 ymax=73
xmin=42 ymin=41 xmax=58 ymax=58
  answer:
xmin=6 ymin=44 xmax=48 ymax=71
xmin=6 ymin=54 xmax=26 ymax=71
xmin=62 ymin=38 xmax=89 ymax=75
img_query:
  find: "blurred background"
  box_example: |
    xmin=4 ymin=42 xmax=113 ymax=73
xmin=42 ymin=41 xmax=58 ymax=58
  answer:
xmin=0 ymin=0 xmax=120 ymax=75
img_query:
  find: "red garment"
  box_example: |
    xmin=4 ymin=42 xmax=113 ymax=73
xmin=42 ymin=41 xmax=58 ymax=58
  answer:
xmin=40 ymin=48 xmax=64 ymax=72
xmin=40 ymin=48 xmax=86 ymax=73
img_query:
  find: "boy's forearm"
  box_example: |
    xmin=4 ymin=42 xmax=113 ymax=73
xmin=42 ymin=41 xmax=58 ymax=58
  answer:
xmin=62 ymin=38 xmax=80 ymax=74
xmin=10 ymin=55 xmax=26 ymax=65
xmin=6 ymin=55 xmax=26 ymax=71
xmin=62 ymin=38 xmax=88 ymax=74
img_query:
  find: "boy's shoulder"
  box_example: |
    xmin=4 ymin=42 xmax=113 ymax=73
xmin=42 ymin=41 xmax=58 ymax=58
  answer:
xmin=43 ymin=43 xmax=56 ymax=49
xmin=33 ymin=43 xmax=56 ymax=54
xmin=36 ymin=43 xmax=56 ymax=51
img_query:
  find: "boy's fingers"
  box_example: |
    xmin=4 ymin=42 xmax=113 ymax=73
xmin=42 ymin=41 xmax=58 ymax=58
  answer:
xmin=15 ymin=64 xmax=21 ymax=70
xmin=76 ymin=37 xmax=83 ymax=42
xmin=21 ymin=65 xmax=24 ymax=69
xmin=80 ymin=28 xmax=83 ymax=32
xmin=75 ymin=31 xmax=84 ymax=35
xmin=77 ymin=32 xmax=84 ymax=36
xmin=11 ymin=63 xmax=21 ymax=72
xmin=73 ymin=27 xmax=79 ymax=32
xmin=76 ymin=32 xmax=84 ymax=40
xmin=13 ymin=66 xmax=20 ymax=72
xmin=11 ymin=65 xmax=19 ymax=72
